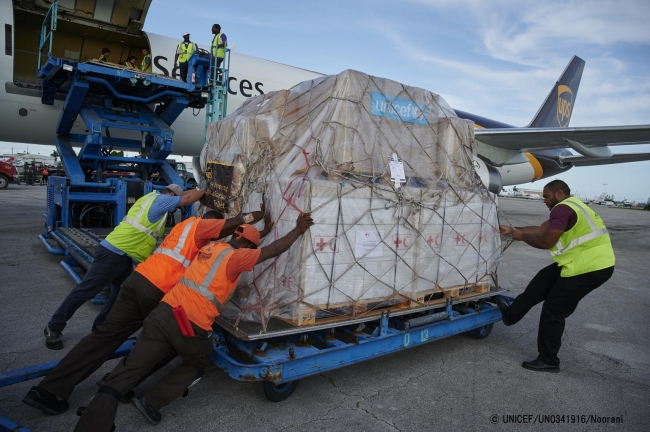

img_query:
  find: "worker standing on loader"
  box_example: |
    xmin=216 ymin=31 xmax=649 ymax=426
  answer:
xmin=74 ymin=213 xmax=314 ymax=430
xmin=141 ymin=48 xmax=152 ymax=72
xmin=24 ymin=206 xmax=271 ymax=415
xmin=498 ymin=180 xmax=615 ymax=373
xmin=211 ymin=24 xmax=227 ymax=70
xmin=174 ymin=33 xmax=198 ymax=83
xmin=43 ymin=185 xmax=205 ymax=350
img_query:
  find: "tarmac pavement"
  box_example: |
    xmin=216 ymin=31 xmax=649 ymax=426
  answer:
xmin=0 ymin=185 xmax=648 ymax=431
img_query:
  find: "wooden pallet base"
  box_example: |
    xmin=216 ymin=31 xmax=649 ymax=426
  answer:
xmin=279 ymin=282 xmax=491 ymax=327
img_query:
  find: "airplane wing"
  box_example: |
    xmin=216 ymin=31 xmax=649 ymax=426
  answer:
xmin=475 ymin=125 xmax=650 ymax=151
xmin=560 ymin=152 xmax=650 ymax=166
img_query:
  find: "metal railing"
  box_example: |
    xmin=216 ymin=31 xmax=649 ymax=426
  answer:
xmin=204 ymin=48 xmax=231 ymax=142
xmin=38 ymin=1 xmax=58 ymax=70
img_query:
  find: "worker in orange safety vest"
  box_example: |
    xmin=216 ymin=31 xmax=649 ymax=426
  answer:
xmin=75 ymin=213 xmax=314 ymax=431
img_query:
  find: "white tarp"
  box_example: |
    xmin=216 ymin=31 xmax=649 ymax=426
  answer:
xmin=201 ymin=69 xmax=500 ymax=328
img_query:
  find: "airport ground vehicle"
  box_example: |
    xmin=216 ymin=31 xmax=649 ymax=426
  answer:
xmin=0 ymin=160 xmax=19 ymax=189
xmin=150 ymin=160 xmax=196 ymax=187
xmin=171 ymin=161 xmax=197 ymax=187
xmin=25 ymin=3 xmax=227 ymax=237
xmin=27 ymin=1 xmax=228 ymax=300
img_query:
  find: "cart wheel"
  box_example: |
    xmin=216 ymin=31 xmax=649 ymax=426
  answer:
xmin=256 ymin=380 xmax=299 ymax=402
xmin=468 ymin=324 xmax=494 ymax=339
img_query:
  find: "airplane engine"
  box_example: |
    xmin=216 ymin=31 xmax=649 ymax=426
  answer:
xmin=472 ymin=156 xmax=503 ymax=194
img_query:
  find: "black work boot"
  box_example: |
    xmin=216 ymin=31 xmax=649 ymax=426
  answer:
xmin=22 ymin=386 xmax=69 ymax=415
xmin=496 ymin=297 xmax=513 ymax=326
xmin=522 ymin=357 xmax=560 ymax=373
xmin=132 ymin=393 xmax=161 ymax=425
xmin=44 ymin=326 xmax=63 ymax=350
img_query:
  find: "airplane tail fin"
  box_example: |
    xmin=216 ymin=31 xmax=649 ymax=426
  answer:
xmin=526 ymin=56 xmax=585 ymax=128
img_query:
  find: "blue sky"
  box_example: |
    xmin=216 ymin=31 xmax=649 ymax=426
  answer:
xmin=3 ymin=0 xmax=649 ymax=201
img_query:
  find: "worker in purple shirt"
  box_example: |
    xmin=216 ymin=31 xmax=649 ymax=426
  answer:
xmin=498 ymin=180 xmax=615 ymax=373
xmin=44 ymin=184 xmax=205 ymax=350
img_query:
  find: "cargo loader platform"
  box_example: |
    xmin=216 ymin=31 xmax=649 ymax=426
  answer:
xmin=34 ymin=1 xmax=229 ymax=287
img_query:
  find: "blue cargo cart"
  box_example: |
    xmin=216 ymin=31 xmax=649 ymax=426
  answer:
xmin=1 ymin=292 xmax=507 ymax=407
xmin=210 ymin=291 xmax=505 ymax=401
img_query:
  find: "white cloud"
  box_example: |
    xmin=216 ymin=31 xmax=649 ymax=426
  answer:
xmin=410 ymin=0 xmax=650 ymax=66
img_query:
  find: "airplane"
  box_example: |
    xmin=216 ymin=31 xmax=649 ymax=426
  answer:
xmin=587 ymin=192 xmax=615 ymax=206
xmin=586 ymin=192 xmax=608 ymax=204
xmin=2 ymin=0 xmax=650 ymax=194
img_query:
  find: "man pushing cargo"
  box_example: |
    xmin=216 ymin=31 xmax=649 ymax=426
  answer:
xmin=43 ymin=185 xmax=205 ymax=350
xmin=497 ymin=180 xmax=615 ymax=373
xmin=24 ymin=205 xmax=271 ymax=415
xmin=74 ymin=212 xmax=314 ymax=431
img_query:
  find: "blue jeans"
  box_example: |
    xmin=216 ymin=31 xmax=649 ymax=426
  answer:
xmin=48 ymin=245 xmax=134 ymax=332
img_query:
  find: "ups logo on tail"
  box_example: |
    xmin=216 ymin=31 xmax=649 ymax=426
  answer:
xmin=556 ymin=85 xmax=573 ymax=127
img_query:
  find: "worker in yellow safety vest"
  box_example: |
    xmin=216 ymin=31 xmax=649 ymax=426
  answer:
xmin=123 ymin=55 xmax=137 ymax=69
xmin=43 ymin=184 xmax=205 ymax=350
xmin=141 ymin=48 xmax=152 ymax=72
xmin=498 ymin=179 xmax=615 ymax=373
xmin=98 ymin=47 xmax=111 ymax=62
xmin=211 ymin=24 xmax=227 ymax=70
xmin=174 ymin=32 xmax=198 ymax=83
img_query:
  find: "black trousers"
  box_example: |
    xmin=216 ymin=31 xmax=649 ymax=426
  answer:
xmin=39 ymin=272 xmax=168 ymax=400
xmin=179 ymin=61 xmax=188 ymax=82
xmin=48 ymin=245 xmax=133 ymax=332
xmin=75 ymin=303 xmax=213 ymax=432
xmin=503 ymin=263 xmax=614 ymax=366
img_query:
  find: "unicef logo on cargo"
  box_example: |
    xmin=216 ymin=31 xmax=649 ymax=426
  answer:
xmin=371 ymin=92 xmax=427 ymax=125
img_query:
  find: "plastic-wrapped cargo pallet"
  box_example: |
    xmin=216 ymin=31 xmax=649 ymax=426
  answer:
xmin=201 ymin=69 xmax=501 ymax=330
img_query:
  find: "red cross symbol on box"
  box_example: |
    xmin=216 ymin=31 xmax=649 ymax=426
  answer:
xmin=392 ymin=234 xmax=412 ymax=249
xmin=314 ymin=237 xmax=338 ymax=253
xmin=280 ymin=274 xmax=295 ymax=289
xmin=425 ymin=234 xmax=441 ymax=247
xmin=454 ymin=233 xmax=468 ymax=246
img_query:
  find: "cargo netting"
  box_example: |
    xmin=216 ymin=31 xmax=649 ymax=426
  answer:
xmin=200 ymin=69 xmax=502 ymax=330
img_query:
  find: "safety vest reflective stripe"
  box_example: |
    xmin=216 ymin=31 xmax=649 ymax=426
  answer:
xmin=178 ymin=247 xmax=232 ymax=311
xmin=550 ymin=228 xmax=609 ymax=256
xmin=177 ymin=42 xmax=195 ymax=62
xmin=153 ymin=247 xmax=192 ymax=267
xmin=122 ymin=193 xmax=166 ymax=241
xmin=212 ymin=34 xmax=226 ymax=58
xmin=152 ymin=219 xmax=197 ymax=267
xmin=550 ymin=199 xmax=609 ymax=256
xmin=141 ymin=54 xmax=152 ymax=72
